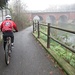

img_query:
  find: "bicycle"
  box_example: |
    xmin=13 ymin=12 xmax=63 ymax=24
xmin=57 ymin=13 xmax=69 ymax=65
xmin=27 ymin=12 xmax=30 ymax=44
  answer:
xmin=5 ymin=36 xmax=12 ymax=65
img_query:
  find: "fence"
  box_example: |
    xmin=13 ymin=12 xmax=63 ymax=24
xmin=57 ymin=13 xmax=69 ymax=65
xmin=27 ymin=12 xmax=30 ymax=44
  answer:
xmin=33 ymin=21 xmax=75 ymax=75
xmin=33 ymin=21 xmax=75 ymax=53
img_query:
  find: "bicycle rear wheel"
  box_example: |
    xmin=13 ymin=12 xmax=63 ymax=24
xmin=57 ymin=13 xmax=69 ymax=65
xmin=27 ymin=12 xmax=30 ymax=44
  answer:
xmin=5 ymin=43 xmax=10 ymax=65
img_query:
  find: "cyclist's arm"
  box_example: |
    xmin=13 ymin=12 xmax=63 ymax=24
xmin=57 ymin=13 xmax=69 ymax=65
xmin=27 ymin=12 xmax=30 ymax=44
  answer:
xmin=13 ymin=22 xmax=18 ymax=32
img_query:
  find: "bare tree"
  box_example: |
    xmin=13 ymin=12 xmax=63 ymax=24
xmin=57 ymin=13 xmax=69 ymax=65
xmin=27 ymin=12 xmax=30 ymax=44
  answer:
xmin=10 ymin=0 xmax=30 ymax=30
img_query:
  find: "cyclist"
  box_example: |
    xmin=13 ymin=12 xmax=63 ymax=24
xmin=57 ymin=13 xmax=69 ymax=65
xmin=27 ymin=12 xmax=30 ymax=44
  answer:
xmin=0 ymin=15 xmax=18 ymax=50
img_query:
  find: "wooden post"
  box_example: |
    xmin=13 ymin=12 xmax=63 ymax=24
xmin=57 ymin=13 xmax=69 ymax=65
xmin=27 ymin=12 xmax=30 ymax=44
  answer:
xmin=47 ymin=23 xmax=50 ymax=48
xmin=33 ymin=21 xmax=34 ymax=33
xmin=38 ymin=21 xmax=40 ymax=38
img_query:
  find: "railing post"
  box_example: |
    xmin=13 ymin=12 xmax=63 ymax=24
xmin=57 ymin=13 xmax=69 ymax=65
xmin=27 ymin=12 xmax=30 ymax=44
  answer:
xmin=34 ymin=21 xmax=36 ymax=31
xmin=37 ymin=21 xmax=40 ymax=38
xmin=33 ymin=21 xmax=34 ymax=33
xmin=47 ymin=23 xmax=50 ymax=48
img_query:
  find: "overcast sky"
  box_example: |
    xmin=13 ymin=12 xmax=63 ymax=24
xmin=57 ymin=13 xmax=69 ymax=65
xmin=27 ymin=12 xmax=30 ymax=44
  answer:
xmin=9 ymin=0 xmax=75 ymax=10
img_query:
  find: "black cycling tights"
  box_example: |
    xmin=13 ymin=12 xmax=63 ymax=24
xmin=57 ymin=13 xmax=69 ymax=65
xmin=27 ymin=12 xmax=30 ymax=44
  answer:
xmin=3 ymin=31 xmax=14 ymax=50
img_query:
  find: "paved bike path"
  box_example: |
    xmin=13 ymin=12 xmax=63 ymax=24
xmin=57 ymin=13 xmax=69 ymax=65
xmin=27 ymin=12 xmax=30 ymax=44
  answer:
xmin=0 ymin=26 xmax=65 ymax=75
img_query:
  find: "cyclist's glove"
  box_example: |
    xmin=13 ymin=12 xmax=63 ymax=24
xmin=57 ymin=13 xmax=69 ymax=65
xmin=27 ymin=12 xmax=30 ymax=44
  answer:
xmin=16 ymin=30 xmax=18 ymax=32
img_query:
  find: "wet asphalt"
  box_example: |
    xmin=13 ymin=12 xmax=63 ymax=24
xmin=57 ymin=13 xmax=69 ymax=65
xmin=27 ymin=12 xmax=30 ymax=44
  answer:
xmin=0 ymin=26 xmax=65 ymax=75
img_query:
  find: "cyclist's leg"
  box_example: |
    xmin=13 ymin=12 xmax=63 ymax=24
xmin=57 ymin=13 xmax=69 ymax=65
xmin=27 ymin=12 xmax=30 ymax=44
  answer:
xmin=10 ymin=32 xmax=14 ymax=43
xmin=11 ymin=35 xmax=14 ymax=44
xmin=3 ymin=34 xmax=7 ymax=50
xmin=10 ymin=32 xmax=14 ymax=47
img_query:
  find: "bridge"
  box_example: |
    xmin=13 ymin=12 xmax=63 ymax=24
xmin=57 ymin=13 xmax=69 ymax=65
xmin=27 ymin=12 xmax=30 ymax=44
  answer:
xmin=27 ymin=11 xmax=75 ymax=24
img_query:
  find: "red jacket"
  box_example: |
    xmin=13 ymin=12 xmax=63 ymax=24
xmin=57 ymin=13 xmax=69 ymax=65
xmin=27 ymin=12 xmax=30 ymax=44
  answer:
xmin=1 ymin=19 xmax=18 ymax=32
